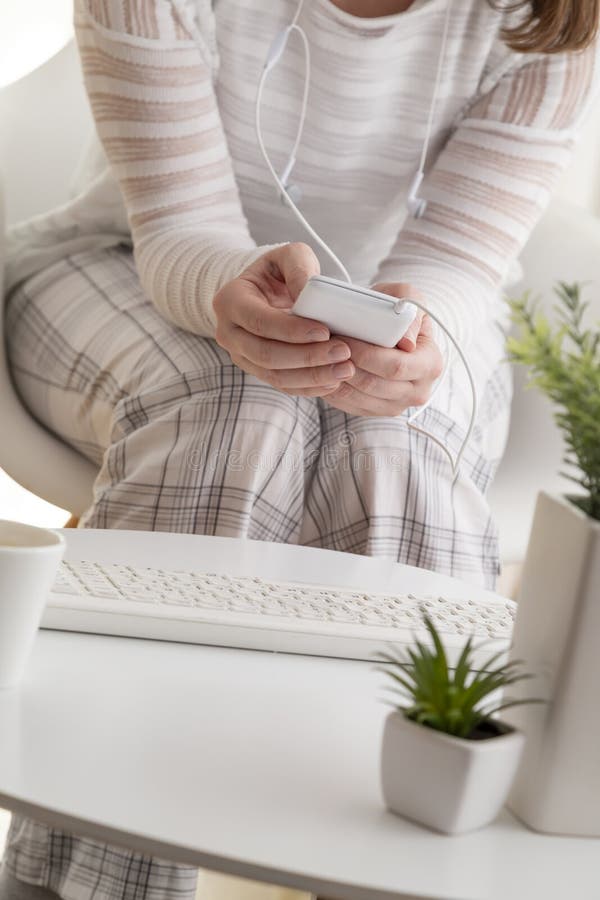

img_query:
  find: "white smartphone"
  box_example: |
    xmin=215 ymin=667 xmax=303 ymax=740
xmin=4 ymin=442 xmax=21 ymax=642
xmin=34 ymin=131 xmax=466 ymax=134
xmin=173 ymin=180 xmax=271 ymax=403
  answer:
xmin=293 ymin=276 xmax=417 ymax=348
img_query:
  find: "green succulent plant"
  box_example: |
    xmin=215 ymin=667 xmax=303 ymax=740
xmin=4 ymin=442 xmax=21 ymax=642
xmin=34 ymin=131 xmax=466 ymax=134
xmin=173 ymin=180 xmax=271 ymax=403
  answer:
xmin=376 ymin=615 xmax=539 ymax=740
xmin=506 ymin=282 xmax=600 ymax=521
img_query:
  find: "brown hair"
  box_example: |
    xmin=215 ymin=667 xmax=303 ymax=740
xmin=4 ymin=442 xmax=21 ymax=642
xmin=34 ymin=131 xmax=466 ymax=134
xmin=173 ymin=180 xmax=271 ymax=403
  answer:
xmin=489 ymin=0 xmax=600 ymax=53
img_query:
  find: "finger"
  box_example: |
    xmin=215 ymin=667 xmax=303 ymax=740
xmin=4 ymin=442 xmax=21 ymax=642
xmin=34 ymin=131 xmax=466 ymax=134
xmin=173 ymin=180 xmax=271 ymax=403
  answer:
xmin=398 ymin=309 xmax=424 ymax=352
xmin=340 ymin=377 xmax=430 ymax=413
xmin=232 ymin=355 xmax=345 ymax=398
xmin=370 ymin=281 xmax=426 ymax=352
xmin=416 ymin=320 xmax=444 ymax=379
xmin=347 ymin=366 xmax=415 ymax=402
xmin=271 ymin=382 xmax=342 ymax=398
xmin=322 ymin=391 xmax=370 ymax=417
xmin=233 ymin=354 xmax=355 ymax=389
xmin=417 ymin=313 xmax=435 ymax=341
xmin=270 ymin=242 xmax=321 ymax=302
xmin=324 ymin=382 xmax=392 ymax=418
xmin=241 ymin=242 xmax=320 ymax=309
xmin=342 ymin=335 xmax=443 ymax=382
xmin=233 ymin=329 xmax=353 ymax=371
xmin=409 ymin=379 xmax=436 ymax=407
xmin=224 ymin=286 xmax=331 ymax=344
xmin=350 ymin=374 xmax=434 ymax=407
xmin=275 ymin=383 xmax=342 ymax=398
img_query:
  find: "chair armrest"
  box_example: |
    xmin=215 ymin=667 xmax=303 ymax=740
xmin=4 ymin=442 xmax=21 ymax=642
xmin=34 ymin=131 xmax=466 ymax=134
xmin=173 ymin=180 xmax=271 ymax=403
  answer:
xmin=0 ymin=181 xmax=97 ymax=515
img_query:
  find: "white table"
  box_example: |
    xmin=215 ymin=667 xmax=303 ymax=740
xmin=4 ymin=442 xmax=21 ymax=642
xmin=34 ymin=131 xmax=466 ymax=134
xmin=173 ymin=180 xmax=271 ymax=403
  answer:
xmin=0 ymin=531 xmax=598 ymax=900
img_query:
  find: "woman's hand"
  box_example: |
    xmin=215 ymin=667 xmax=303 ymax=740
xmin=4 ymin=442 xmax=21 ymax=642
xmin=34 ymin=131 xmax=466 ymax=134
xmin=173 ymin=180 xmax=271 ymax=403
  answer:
xmin=323 ymin=283 xmax=444 ymax=418
xmin=213 ymin=243 xmax=355 ymax=397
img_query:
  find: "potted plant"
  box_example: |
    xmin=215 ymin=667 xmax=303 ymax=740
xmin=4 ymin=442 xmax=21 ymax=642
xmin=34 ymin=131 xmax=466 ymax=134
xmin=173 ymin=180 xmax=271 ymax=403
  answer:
xmin=502 ymin=283 xmax=600 ymax=837
xmin=377 ymin=615 xmax=537 ymax=835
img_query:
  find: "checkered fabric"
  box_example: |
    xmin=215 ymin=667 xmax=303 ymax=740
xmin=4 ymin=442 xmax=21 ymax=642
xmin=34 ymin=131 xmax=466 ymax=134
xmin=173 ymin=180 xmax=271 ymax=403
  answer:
xmin=1 ymin=819 xmax=198 ymax=900
xmin=2 ymin=244 xmax=511 ymax=899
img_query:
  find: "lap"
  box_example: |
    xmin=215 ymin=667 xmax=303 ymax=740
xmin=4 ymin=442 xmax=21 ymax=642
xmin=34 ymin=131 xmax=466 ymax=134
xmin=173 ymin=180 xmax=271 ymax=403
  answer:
xmin=5 ymin=244 xmax=511 ymax=585
xmin=5 ymin=243 xmax=509 ymax=466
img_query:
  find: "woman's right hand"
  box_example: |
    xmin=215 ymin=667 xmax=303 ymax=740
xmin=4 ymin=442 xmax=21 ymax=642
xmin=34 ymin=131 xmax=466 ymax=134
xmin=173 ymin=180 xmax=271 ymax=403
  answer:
xmin=213 ymin=243 xmax=355 ymax=397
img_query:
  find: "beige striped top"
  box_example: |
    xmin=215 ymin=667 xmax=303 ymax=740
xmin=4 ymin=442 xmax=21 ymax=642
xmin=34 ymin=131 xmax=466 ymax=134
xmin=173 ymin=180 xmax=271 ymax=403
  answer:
xmin=5 ymin=0 xmax=600 ymax=347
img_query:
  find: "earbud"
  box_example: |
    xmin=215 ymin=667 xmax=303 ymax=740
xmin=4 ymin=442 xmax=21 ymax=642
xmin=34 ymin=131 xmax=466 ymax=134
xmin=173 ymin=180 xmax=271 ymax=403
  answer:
xmin=265 ymin=27 xmax=292 ymax=72
xmin=407 ymin=170 xmax=427 ymax=219
xmin=280 ymin=182 xmax=303 ymax=206
xmin=279 ymin=155 xmax=302 ymax=205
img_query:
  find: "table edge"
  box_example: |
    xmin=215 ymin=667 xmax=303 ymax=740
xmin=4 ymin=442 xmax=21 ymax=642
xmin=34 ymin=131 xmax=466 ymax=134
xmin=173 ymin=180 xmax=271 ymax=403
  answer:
xmin=0 ymin=791 xmax=437 ymax=900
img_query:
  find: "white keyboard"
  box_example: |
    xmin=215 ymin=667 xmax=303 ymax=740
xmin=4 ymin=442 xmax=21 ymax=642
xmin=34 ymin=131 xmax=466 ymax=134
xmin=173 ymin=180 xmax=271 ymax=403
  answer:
xmin=44 ymin=560 xmax=516 ymax=664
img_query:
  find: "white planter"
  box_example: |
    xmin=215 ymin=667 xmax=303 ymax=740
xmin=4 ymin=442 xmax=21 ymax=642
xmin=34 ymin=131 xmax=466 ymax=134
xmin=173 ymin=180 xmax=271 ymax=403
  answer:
xmin=380 ymin=711 xmax=525 ymax=834
xmin=506 ymin=491 xmax=600 ymax=836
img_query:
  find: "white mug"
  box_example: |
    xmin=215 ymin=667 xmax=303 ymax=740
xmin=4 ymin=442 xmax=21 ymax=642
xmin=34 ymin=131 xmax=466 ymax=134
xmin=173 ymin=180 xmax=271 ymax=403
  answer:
xmin=0 ymin=519 xmax=65 ymax=688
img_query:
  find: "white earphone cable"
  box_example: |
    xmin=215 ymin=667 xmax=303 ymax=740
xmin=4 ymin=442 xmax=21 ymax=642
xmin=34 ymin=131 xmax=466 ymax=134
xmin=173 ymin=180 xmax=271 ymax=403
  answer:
xmin=281 ymin=25 xmax=311 ymax=190
xmin=290 ymin=0 xmax=306 ymax=26
xmin=256 ymin=36 xmax=352 ymax=282
xmin=417 ymin=0 xmax=453 ymax=176
xmin=404 ymin=303 xmax=476 ymax=482
xmin=256 ymin=0 xmax=474 ymax=480
xmin=287 ymin=0 xmax=307 ymax=170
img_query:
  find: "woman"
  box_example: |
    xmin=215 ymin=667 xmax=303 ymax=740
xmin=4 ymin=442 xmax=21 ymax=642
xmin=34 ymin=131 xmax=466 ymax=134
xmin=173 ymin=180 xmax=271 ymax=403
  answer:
xmin=1 ymin=1 xmax=598 ymax=899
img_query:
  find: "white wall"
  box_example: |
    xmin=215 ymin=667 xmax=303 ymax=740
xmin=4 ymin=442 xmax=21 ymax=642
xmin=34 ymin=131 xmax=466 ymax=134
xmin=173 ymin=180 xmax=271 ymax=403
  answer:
xmin=556 ymin=97 xmax=600 ymax=214
xmin=0 ymin=40 xmax=93 ymax=226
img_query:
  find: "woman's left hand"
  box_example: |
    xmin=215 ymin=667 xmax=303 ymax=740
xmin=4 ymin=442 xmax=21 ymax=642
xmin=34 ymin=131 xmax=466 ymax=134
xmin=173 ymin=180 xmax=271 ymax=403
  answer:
xmin=323 ymin=283 xmax=444 ymax=418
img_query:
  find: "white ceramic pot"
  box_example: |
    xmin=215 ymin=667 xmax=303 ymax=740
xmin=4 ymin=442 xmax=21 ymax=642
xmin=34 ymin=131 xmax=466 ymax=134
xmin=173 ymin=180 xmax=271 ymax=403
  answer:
xmin=380 ymin=711 xmax=525 ymax=834
xmin=506 ymin=491 xmax=600 ymax=836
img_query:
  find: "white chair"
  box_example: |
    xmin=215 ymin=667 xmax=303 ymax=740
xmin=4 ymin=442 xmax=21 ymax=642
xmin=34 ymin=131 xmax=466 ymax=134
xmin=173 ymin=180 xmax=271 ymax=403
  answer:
xmin=0 ymin=197 xmax=97 ymax=517
xmin=0 ymin=39 xmax=97 ymax=520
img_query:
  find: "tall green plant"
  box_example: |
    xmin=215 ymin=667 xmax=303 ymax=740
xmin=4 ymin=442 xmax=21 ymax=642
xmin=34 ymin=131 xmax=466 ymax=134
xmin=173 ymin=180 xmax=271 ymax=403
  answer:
xmin=507 ymin=282 xmax=600 ymax=521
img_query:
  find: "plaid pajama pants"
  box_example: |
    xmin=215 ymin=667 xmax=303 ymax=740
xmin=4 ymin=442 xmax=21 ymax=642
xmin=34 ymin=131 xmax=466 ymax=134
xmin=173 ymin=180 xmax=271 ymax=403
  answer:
xmin=2 ymin=245 xmax=511 ymax=900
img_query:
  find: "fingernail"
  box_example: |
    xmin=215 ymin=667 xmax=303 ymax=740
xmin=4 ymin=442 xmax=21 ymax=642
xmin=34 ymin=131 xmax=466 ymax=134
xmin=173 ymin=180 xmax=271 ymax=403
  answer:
xmin=308 ymin=328 xmax=330 ymax=342
xmin=332 ymin=362 xmax=354 ymax=379
xmin=329 ymin=343 xmax=351 ymax=363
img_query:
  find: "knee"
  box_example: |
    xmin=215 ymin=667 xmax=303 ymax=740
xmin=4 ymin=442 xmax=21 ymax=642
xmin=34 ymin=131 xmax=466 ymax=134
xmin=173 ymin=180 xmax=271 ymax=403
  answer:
xmin=109 ymin=363 xmax=318 ymax=482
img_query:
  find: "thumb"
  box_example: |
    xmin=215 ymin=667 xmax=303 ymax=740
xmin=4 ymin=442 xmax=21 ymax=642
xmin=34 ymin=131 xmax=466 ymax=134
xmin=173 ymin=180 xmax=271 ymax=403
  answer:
xmin=271 ymin=242 xmax=321 ymax=302
xmin=371 ymin=281 xmax=425 ymax=352
xmin=397 ymin=309 xmax=424 ymax=352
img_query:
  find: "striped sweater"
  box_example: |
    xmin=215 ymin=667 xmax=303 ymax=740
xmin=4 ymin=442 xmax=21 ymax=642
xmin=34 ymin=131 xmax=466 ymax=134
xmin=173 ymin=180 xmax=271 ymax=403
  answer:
xmin=5 ymin=0 xmax=600 ymax=347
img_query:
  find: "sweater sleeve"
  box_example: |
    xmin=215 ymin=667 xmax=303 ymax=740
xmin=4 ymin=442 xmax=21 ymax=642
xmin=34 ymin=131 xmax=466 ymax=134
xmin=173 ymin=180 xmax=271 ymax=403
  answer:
xmin=73 ymin=0 xmax=281 ymax=336
xmin=374 ymin=42 xmax=600 ymax=348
